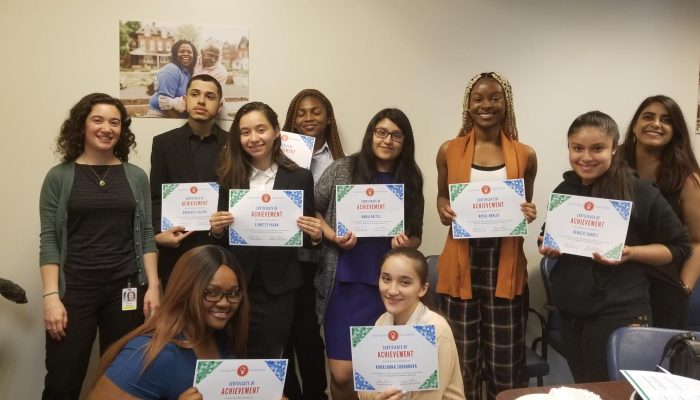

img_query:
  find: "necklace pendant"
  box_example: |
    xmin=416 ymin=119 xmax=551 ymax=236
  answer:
xmin=99 ymin=180 xmax=106 ymax=187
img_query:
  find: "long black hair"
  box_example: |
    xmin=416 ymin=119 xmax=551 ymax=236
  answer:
xmin=620 ymin=95 xmax=700 ymax=195
xmin=568 ymin=111 xmax=635 ymax=201
xmin=352 ymin=108 xmax=423 ymax=209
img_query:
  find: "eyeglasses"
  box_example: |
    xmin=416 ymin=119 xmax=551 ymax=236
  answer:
xmin=373 ymin=128 xmax=405 ymax=143
xmin=203 ymin=289 xmax=246 ymax=303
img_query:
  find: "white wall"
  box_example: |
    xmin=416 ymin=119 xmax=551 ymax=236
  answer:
xmin=1 ymin=0 xmax=698 ymax=397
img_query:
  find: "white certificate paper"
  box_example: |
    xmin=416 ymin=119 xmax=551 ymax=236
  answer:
xmin=194 ymin=359 xmax=288 ymax=399
xmin=622 ymin=370 xmax=700 ymax=400
xmin=449 ymin=179 xmax=528 ymax=238
xmin=161 ymin=182 xmax=219 ymax=231
xmin=228 ymin=189 xmax=303 ymax=247
xmin=351 ymin=325 xmax=438 ymax=392
xmin=543 ymin=193 xmax=632 ymax=260
xmin=335 ymin=184 xmax=404 ymax=237
xmin=280 ymin=131 xmax=315 ymax=169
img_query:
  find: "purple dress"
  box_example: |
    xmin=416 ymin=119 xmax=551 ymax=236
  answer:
xmin=324 ymin=172 xmax=393 ymax=360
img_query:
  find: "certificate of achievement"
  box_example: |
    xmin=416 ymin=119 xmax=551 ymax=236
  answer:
xmin=351 ymin=325 xmax=438 ymax=392
xmin=449 ymin=179 xmax=528 ymax=238
xmin=335 ymin=184 xmax=404 ymax=237
xmin=161 ymin=182 xmax=219 ymax=231
xmin=280 ymin=131 xmax=315 ymax=169
xmin=543 ymin=193 xmax=632 ymax=260
xmin=228 ymin=189 xmax=303 ymax=247
xmin=194 ymin=359 xmax=288 ymax=399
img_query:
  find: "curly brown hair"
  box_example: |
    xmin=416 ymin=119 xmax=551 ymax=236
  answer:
xmin=56 ymin=93 xmax=136 ymax=162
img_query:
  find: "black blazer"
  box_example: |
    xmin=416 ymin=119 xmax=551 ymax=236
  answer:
xmin=216 ymin=165 xmax=315 ymax=295
xmin=150 ymin=123 xmax=228 ymax=281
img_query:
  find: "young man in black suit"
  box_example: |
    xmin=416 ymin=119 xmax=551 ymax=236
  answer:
xmin=150 ymin=74 xmax=228 ymax=286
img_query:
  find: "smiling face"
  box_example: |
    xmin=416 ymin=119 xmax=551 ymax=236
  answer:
xmin=203 ymin=265 xmax=240 ymax=331
xmin=468 ymin=78 xmax=506 ymax=131
xmin=177 ymin=43 xmax=194 ymax=69
xmin=83 ymin=103 xmax=122 ymax=156
xmin=201 ymin=47 xmax=220 ymax=68
xmin=185 ymin=79 xmax=220 ymax=122
xmin=372 ymin=118 xmax=404 ymax=171
xmin=379 ymin=254 xmax=428 ymax=325
xmin=239 ymin=110 xmax=279 ymax=169
xmin=633 ymin=101 xmax=673 ymax=149
xmin=293 ymin=96 xmax=329 ymax=139
xmin=568 ymin=127 xmax=615 ymax=185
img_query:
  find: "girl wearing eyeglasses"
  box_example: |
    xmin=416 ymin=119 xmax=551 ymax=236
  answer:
xmin=90 ymin=245 xmax=249 ymax=400
xmin=436 ymin=72 xmax=538 ymax=400
xmin=315 ymin=108 xmax=424 ymax=400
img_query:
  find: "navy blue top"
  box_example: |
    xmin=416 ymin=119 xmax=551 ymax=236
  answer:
xmin=335 ymin=172 xmax=393 ymax=285
xmin=106 ymin=335 xmax=231 ymax=400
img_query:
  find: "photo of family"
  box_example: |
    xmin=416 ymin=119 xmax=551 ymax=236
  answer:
xmin=119 ymin=20 xmax=249 ymax=120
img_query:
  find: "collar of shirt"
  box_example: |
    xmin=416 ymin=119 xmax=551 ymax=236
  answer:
xmin=249 ymin=163 xmax=278 ymax=190
xmin=311 ymin=142 xmax=334 ymax=184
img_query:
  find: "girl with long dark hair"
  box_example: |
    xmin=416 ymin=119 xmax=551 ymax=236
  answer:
xmin=315 ymin=108 xmax=424 ymax=400
xmin=90 ymin=245 xmax=249 ymax=399
xmin=539 ymin=110 xmax=691 ymax=383
xmin=620 ymin=95 xmax=700 ymax=329
xmin=209 ymin=102 xmax=322 ymax=363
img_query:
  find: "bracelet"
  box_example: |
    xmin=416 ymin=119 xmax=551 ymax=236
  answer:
xmin=43 ymin=291 xmax=59 ymax=298
xmin=311 ymin=236 xmax=322 ymax=246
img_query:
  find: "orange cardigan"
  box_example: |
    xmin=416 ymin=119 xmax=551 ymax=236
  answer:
xmin=436 ymin=131 xmax=529 ymax=300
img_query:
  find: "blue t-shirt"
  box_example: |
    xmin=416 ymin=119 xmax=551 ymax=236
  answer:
xmin=106 ymin=335 xmax=230 ymax=400
xmin=148 ymin=63 xmax=191 ymax=114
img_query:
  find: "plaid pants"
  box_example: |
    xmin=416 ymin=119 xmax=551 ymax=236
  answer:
xmin=439 ymin=238 xmax=528 ymax=400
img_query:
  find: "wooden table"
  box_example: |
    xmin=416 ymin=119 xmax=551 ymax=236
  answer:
xmin=496 ymin=381 xmax=634 ymax=400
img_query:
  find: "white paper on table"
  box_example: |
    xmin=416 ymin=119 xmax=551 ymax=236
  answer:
xmin=621 ymin=369 xmax=700 ymax=400
xmin=228 ymin=189 xmax=303 ymax=247
xmin=351 ymin=325 xmax=438 ymax=392
xmin=280 ymin=131 xmax=315 ymax=169
xmin=543 ymin=193 xmax=632 ymax=261
xmin=194 ymin=359 xmax=288 ymax=399
xmin=161 ymin=182 xmax=219 ymax=231
xmin=335 ymin=184 xmax=404 ymax=238
xmin=449 ymin=178 xmax=528 ymax=239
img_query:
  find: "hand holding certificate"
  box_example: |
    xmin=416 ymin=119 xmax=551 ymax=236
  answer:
xmin=543 ymin=193 xmax=632 ymax=261
xmin=449 ymin=179 xmax=528 ymax=238
xmin=228 ymin=189 xmax=304 ymax=246
xmin=351 ymin=325 xmax=438 ymax=392
xmin=335 ymin=184 xmax=405 ymax=238
xmin=194 ymin=359 xmax=288 ymax=399
xmin=162 ymin=183 xmax=220 ymax=231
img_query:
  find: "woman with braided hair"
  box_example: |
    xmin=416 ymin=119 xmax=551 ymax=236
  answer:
xmin=277 ymin=89 xmax=345 ymax=399
xmin=283 ymin=88 xmax=345 ymax=183
xmin=435 ymin=72 xmax=538 ymax=400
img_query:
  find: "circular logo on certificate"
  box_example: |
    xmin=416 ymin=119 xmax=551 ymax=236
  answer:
xmin=481 ymin=185 xmax=491 ymax=194
xmin=388 ymin=330 xmax=399 ymax=341
xmin=262 ymin=193 xmax=271 ymax=203
xmin=237 ymin=365 xmax=249 ymax=377
xmin=281 ymin=134 xmax=288 ymax=141
xmin=584 ymin=201 xmax=594 ymax=211
xmin=190 ymin=186 xmax=198 ymax=194
xmin=366 ymin=188 xmax=375 ymax=196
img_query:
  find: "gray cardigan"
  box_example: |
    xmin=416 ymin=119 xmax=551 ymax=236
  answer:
xmin=314 ymin=156 xmax=424 ymax=322
xmin=39 ymin=161 xmax=157 ymax=297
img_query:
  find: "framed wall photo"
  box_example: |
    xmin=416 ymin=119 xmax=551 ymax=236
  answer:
xmin=119 ymin=20 xmax=249 ymax=120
